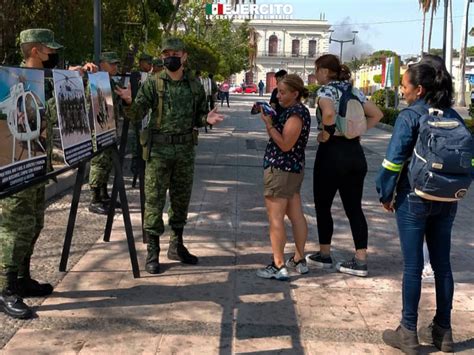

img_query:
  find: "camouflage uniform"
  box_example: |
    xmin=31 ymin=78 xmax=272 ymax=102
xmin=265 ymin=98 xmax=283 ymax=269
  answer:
xmin=88 ymin=52 xmax=123 ymax=214
xmin=0 ymin=29 xmax=61 ymax=319
xmin=131 ymin=38 xmax=208 ymax=273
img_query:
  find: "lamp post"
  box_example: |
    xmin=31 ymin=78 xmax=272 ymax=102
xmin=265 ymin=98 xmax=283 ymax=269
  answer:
xmin=328 ymin=30 xmax=358 ymax=62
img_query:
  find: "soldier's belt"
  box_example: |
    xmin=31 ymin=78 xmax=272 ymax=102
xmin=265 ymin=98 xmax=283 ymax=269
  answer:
xmin=152 ymin=132 xmax=194 ymax=144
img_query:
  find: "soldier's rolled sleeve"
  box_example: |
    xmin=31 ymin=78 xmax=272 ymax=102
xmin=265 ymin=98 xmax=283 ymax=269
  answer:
xmin=130 ymin=78 xmax=157 ymax=124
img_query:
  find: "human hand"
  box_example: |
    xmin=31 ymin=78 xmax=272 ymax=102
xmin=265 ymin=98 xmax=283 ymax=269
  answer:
xmin=317 ymin=131 xmax=330 ymax=143
xmin=115 ymin=86 xmax=132 ymax=105
xmin=69 ymin=62 xmax=98 ymax=75
xmin=260 ymin=112 xmax=272 ymax=128
xmin=382 ymin=201 xmax=394 ymax=212
xmin=207 ymin=107 xmax=224 ymax=125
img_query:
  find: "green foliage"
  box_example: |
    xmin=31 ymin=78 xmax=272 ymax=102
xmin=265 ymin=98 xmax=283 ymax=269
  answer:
xmin=306 ymin=84 xmax=320 ymax=94
xmin=464 ymin=118 xmax=474 ymax=134
xmin=183 ymin=35 xmax=219 ymax=73
xmin=371 ymin=89 xmax=396 ymax=108
xmin=469 ymin=104 xmax=474 ymax=119
xmin=379 ymin=107 xmax=400 ymax=126
xmin=373 ymin=74 xmax=382 ymax=84
xmin=366 ymin=50 xmax=398 ymax=65
xmin=346 ymin=57 xmax=364 ymax=72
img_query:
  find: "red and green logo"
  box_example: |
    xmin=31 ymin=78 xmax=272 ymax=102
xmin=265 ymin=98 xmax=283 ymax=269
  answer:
xmin=205 ymin=3 xmax=224 ymax=15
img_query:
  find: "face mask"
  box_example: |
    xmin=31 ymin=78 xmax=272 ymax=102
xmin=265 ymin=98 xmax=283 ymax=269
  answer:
xmin=41 ymin=52 xmax=59 ymax=69
xmin=163 ymin=56 xmax=182 ymax=72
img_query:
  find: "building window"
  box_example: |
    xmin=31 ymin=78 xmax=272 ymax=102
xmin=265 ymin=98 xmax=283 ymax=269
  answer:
xmin=308 ymin=40 xmax=317 ymax=58
xmin=292 ymin=39 xmax=300 ymax=57
xmin=268 ymin=35 xmax=278 ymax=56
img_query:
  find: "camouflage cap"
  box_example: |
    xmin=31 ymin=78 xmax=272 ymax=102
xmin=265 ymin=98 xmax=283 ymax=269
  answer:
xmin=100 ymin=51 xmax=120 ymax=64
xmin=152 ymin=57 xmax=163 ymax=66
xmin=139 ymin=53 xmax=153 ymax=62
xmin=161 ymin=37 xmax=185 ymax=52
xmin=19 ymin=28 xmax=63 ymax=49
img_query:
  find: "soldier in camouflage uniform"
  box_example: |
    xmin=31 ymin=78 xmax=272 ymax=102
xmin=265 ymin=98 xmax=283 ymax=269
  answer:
xmin=88 ymin=52 xmax=124 ymax=215
xmin=117 ymin=37 xmax=224 ymax=274
xmin=0 ymin=29 xmax=96 ymax=319
xmin=152 ymin=58 xmax=164 ymax=74
xmin=138 ymin=53 xmax=153 ymax=73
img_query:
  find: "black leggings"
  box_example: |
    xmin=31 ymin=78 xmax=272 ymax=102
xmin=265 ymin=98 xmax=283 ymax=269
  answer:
xmin=313 ymin=137 xmax=368 ymax=250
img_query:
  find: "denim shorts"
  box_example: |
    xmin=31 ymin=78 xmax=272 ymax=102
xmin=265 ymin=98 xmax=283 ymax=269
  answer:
xmin=263 ymin=167 xmax=304 ymax=199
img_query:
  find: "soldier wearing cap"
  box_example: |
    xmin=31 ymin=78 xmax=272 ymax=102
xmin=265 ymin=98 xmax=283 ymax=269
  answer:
xmin=138 ymin=53 xmax=153 ymax=73
xmin=117 ymin=37 xmax=224 ymax=274
xmin=152 ymin=57 xmax=164 ymax=74
xmin=88 ymin=51 xmax=125 ymax=215
xmin=0 ymin=28 xmax=97 ymax=319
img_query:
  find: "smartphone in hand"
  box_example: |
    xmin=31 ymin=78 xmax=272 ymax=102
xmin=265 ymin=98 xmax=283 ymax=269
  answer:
xmin=251 ymin=101 xmax=277 ymax=116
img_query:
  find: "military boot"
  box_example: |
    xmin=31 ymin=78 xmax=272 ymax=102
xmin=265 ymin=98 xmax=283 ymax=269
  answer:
xmin=17 ymin=257 xmax=53 ymax=298
xmin=383 ymin=324 xmax=420 ymax=355
xmin=145 ymin=234 xmax=161 ymax=274
xmin=167 ymin=228 xmax=198 ymax=265
xmin=100 ymin=183 xmax=121 ymax=209
xmin=88 ymin=187 xmax=109 ymax=215
xmin=0 ymin=272 xmax=33 ymax=319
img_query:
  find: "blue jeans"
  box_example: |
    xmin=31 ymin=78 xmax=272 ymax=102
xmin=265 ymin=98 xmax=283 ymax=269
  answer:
xmin=395 ymin=191 xmax=457 ymax=331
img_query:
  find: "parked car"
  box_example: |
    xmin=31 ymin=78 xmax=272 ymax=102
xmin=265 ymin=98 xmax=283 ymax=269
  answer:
xmin=228 ymin=84 xmax=240 ymax=93
xmin=234 ymin=83 xmax=258 ymax=94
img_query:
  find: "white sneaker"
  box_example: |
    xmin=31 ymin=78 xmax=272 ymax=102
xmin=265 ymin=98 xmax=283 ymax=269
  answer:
xmin=256 ymin=263 xmax=289 ymax=281
xmin=285 ymin=256 xmax=309 ymax=274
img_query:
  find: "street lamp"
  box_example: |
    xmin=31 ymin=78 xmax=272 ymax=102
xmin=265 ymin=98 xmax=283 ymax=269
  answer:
xmin=328 ymin=30 xmax=358 ymax=62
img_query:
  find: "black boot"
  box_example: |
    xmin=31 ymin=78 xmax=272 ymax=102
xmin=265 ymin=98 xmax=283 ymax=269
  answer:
xmin=383 ymin=324 xmax=420 ymax=355
xmin=167 ymin=228 xmax=198 ymax=265
xmin=419 ymin=321 xmax=454 ymax=352
xmin=17 ymin=258 xmax=53 ymax=298
xmin=89 ymin=187 xmax=109 ymax=215
xmin=100 ymin=183 xmax=121 ymax=209
xmin=145 ymin=234 xmax=160 ymax=274
xmin=0 ymin=272 xmax=33 ymax=319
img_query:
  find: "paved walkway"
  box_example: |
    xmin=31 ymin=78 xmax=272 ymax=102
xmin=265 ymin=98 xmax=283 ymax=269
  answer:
xmin=1 ymin=94 xmax=473 ymax=354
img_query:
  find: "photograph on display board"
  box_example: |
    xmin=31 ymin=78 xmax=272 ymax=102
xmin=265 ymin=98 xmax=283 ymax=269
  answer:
xmin=88 ymin=71 xmax=116 ymax=151
xmin=52 ymin=69 xmax=93 ymax=166
xmin=0 ymin=66 xmax=47 ymax=192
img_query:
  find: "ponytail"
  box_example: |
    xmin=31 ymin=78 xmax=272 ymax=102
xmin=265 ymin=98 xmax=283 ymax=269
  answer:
xmin=315 ymin=54 xmax=352 ymax=81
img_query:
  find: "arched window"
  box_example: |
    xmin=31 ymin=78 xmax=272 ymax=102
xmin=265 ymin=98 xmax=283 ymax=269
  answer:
xmin=268 ymin=35 xmax=278 ymax=56
xmin=308 ymin=40 xmax=317 ymax=58
xmin=292 ymin=39 xmax=300 ymax=57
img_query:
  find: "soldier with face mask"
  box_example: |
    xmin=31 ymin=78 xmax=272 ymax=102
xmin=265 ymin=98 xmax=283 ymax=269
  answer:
xmin=0 ymin=28 xmax=97 ymax=319
xmin=116 ymin=37 xmax=224 ymax=274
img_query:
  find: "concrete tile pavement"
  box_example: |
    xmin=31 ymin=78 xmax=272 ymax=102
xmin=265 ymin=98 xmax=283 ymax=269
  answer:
xmin=1 ymin=94 xmax=473 ymax=354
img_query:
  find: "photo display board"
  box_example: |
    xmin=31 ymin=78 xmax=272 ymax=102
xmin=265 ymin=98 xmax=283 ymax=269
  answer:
xmin=88 ymin=72 xmax=116 ymax=151
xmin=0 ymin=66 xmax=47 ymax=191
xmin=53 ymin=69 xmax=93 ymax=165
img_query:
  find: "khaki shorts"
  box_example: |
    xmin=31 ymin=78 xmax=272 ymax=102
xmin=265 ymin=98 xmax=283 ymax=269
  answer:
xmin=263 ymin=167 xmax=304 ymax=199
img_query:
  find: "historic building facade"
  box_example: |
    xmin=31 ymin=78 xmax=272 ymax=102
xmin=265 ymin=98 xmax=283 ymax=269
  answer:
xmin=233 ymin=18 xmax=331 ymax=92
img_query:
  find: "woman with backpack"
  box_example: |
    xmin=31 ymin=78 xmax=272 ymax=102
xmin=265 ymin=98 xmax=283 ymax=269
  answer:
xmin=376 ymin=61 xmax=469 ymax=354
xmin=306 ymin=54 xmax=382 ymax=277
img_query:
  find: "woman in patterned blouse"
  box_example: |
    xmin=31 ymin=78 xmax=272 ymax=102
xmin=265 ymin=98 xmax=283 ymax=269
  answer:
xmin=256 ymin=74 xmax=312 ymax=281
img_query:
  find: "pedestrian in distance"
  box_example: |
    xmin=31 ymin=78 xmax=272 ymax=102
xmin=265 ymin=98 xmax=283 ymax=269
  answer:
xmin=258 ymin=79 xmax=265 ymax=96
xmin=0 ymin=28 xmax=97 ymax=320
xmin=377 ymin=60 xmax=471 ymax=354
xmin=269 ymin=70 xmax=287 ymax=117
xmin=219 ymin=80 xmax=230 ymax=107
xmin=116 ymin=37 xmax=224 ymax=274
xmin=306 ymin=54 xmax=382 ymax=277
xmin=256 ymin=74 xmax=311 ymax=281
xmin=152 ymin=58 xmax=164 ymax=74
xmin=138 ymin=53 xmax=153 ymax=73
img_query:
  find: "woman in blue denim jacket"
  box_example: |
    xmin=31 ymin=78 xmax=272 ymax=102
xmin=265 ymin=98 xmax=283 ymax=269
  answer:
xmin=376 ymin=62 xmax=467 ymax=354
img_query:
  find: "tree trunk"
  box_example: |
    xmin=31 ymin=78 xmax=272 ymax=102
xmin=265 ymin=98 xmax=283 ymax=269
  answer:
xmin=421 ymin=11 xmax=426 ymax=56
xmin=164 ymin=0 xmax=182 ymax=35
xmin=456 ymin=0 xmax=470 ymax=107
xmin=445 ymin=0 xmax=453 ymax=75
xmin=427 ymin=5 xmax=435 ymax=52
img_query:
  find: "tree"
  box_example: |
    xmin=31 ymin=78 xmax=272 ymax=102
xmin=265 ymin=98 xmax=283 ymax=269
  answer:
xmin=366 ymin=50 xmax=398 ymax=65
xmin=346 ymin=57 xmax=364 ymax=72
xmin=427 ymin=0 xmax=440 ymax=52
xmin=419 ymin=0 xmax=430 ymax=56
xmin=373 ymin=74 xmax=382 ymax=84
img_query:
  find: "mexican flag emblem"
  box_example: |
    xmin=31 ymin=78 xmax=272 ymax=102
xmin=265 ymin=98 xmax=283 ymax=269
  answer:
xmin=206 ymin=3 xmax=224 ymax=15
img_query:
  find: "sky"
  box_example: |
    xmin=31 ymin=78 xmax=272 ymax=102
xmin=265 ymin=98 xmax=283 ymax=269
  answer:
xmin=258 ymin=0 xmax=474 ymax=58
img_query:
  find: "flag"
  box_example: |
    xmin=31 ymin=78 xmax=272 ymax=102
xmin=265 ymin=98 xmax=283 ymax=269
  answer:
xmin=206 ymin=3 xmax=224 ymax=15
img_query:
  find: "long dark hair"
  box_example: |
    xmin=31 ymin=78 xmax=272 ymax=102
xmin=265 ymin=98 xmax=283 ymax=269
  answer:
xmin=315 ymin=54 xmax=351 ymax=81
xmin=406 ymin=62 xmax=453 ymax=109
